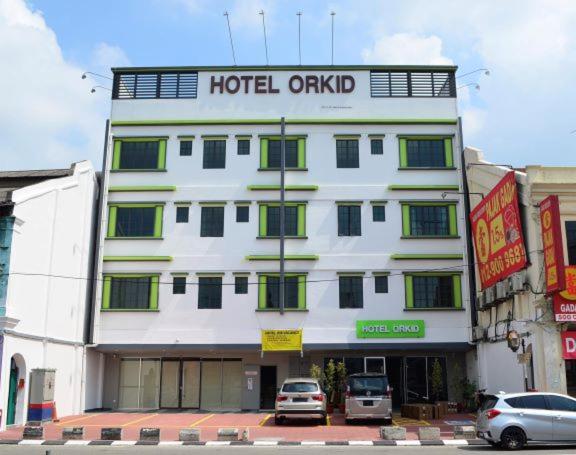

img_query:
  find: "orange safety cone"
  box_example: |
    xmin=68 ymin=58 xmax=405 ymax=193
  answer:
xmin=52 ymin=402 xmax=59 ymax=423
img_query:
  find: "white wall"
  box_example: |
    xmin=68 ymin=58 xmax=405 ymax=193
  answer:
xmin=0 ymin=161 xmax=97 ymax=427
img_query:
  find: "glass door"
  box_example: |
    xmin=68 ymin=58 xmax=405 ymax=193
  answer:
xmin=160 ymin=360 xmax=180 ymax=408
xmin=200 ymin=360 xmax=223 ymax=409
xmin=405 ymin=357 xmax=428 ymax=403
xmin=221 ymin=361 xmax=242 ymax=409
xmin=181 ymin=361 xmax=201 ymax=408
xmin=139 ymin=360 xmax=161 ymax=409
xmin=119 ymin=359 xmax=141 ymax=409
xmin=365 ymin=357 xmax=386 ymax=374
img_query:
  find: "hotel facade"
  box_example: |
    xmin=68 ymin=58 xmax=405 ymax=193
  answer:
xmin=86 ymin=66 xmax=474 ymax=412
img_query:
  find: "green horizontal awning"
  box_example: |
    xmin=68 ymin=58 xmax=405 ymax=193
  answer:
xmin=246 ymin=254 xmax=318 ymax=261
xmin=391 ymin=254 xmax=463 ymax=260
xmin=108 ymin=186 xmax=176 ymax=192
xmin=103 ymin=256 xmax=173 ymax=262
xmin=388 ymin=185 xmax=459 ymax=191
xmin=247 ymin=185 xmax=318 ymax=191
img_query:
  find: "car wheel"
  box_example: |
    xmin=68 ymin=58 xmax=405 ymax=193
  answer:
xmin=499 ymin=427 xmax=526 ymax=450
xmin=274 ymin=416 xmax=284 ymax=425
xmin=383 ymin=417 xmax=393 ymax=426
xmin=319 ymin=416 xmax=327 ymax=425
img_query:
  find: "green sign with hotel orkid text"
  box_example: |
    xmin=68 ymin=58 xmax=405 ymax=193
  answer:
xmin=356 ymin=320 xmax=425 ymax=338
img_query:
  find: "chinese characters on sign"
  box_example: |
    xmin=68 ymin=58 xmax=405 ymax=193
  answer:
xmin=553 ymin=267 xmax=576 ymax=322
xmin=561 ymin=332 xmax=576 ymax=360
xmin=470 ymin=172 xmax=527 ymax=289
xmin=539 ymin=195 xmax=566 ymax=294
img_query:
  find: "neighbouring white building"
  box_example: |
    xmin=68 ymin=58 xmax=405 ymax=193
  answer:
xmin=0 ymin=162 xmax=98 ymax=428
xmin=87 ymin=65 xmax=474 ymax=412
xmin=466 ymin=147 xmax=576 ymax=397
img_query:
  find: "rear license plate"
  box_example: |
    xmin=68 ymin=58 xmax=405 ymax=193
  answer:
xmin=362 ymin=400 xmax=374 ymax=406
xmin=293 ymin=398 xmax=308 ymax=402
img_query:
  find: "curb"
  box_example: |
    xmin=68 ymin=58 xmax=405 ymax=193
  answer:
xmin=1 ymin=439 xmax=488 ymax=447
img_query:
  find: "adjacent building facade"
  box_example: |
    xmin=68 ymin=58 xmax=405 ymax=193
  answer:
xmin=0 ymin=162 xmax=97 ymax=428
xmin=466 ymin=147 xmax=576 ymax=397
xmin=87 ymin=65 xmax=473 ymax=412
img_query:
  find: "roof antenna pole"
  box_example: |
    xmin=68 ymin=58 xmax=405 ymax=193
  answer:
xmin=330 ymin=11 xmax=335 ymax=65
xmin=259 ymin=10 xmax=269 ymax=66
xmin=297 ymin=12 xmax=302 ymax=65
xmin=223 ymin=12 xmax=237 ymax=66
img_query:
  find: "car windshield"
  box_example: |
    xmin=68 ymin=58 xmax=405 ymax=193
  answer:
xmin=349 ymin=376 xmax=388 ymax=396
xmin=282 ymin=382 xmax=318 ymax=393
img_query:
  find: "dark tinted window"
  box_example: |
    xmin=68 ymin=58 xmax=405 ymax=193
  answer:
xmin=198 ymin=277 xmax=222 ymax=309
xmin=413 ymin=276 xmax=454 ymax=308
xmin=180 ymin=140 xmax=192 ymax=156
xmin=200 ymin=207 xmax=224 ymax=237
xmin=547 ymin=395 xmax=576 ymax=412
xmin=406 ymin=139 xmax=446 ymax=167
xmin=266 ymin=276 xmax=299 ymax=309
xmin=237 ymin=139 xmax=250 ymax=155
xmin=410 ymin=206 xmax=449 ymax=236
xmin=375 ymin=275 xmax=388 ymax=293
xmin=339 ymin=276 xmax=363 ymax=308
xmin=268 ymin=140 xmax=298 ymax=168
xmin=338 ymin=205 xmax=361 ymax=236
xmin=566 ymin=221 xmax=576 ymax=265
xmin=267 ymin=206 xmax=298 ymax=236
xmin=370 ymin=139 xmax=383 ymax=155
xmin=345 ymin=358 xmax=365 ymax=375
xmin=176 ymin=206 xmax=189 ymax=223
xmin=348 ymin=376 xmax=388 ymax=396
xmin=110 ymin=277 xmax=151 ymax=309
xmin=172 ymin=277 xmax=186 ymax=294
xmin=203 ymin=140 xmax=226 ymax=169
xmin=120 ymin=141 xmax=159 ymax=169
xmin=336 ymin=139 xmax=359 ymax=168
xmin=373 ymin=205 xmax=386 ymax=222
xmin=282 ymin=382 xmax=318 ymax=393
xmin=521 ymin=394 xmax=549 ymax=410
xmin=235 ymin=276 xmax=248 ymax=294
xmin=116 ymin=207 xmax=156 ymax=237
xmin=236 ymin=206 xmax=249 ymax=222
xmin=480 ymin=396 xmax=499 ymax=411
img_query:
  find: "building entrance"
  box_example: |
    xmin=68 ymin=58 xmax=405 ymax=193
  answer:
xmin=260 ymin=365 xmax=277 ymax=410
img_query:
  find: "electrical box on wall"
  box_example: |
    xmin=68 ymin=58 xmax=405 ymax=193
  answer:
xmin=27 ymin=369 xmax=56 ymax=422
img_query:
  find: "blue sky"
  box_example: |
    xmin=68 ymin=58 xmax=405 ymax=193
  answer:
xmin=1 ymin=0 xmax=575 ymax=170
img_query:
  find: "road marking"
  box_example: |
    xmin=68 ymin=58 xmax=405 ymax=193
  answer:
xmin=112 ymin=440 xmax=137 ymax=445
xmin=444 ymin=439 xmax=469 ymax=445
xmin=189 ymin=413 xmax=215 ymax=428
xmin=258 ymin=414 xmax=272 ymax=426
xmin=159 ymin=441 xmax=183 ymax=446
xmin=65 ymin=440 xmax=91 ymax=445
xmin=326 ymin=415 xmax=331 ymax=426
xmin=18 ymin=440 xmax=44 ymax=445
xmin=254 ymin=440 xmax=278 ymax=445
xmin=56 ymin=414 xmax=100 ymax=426
xmin=206 ymin=441 xmax=231 ymax=446
xmin=301 ymin=441 xmax=325 ymax=445
xmin=349 ymin=441 xmax=373 ymax=445
xmin=396 ymin=440 xmax=421 ymax=446
xmin=122 ymin=413 xmax=159 ymax=427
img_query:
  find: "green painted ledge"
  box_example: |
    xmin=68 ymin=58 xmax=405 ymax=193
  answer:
xmin=388 ymin=185 xmax=459 ymax=191
xmin=111 ymin=118 xmax=458 ymax=127
xmin=246 ymin=254 xmax=319 ymax=261
xmin=247 ymin=185 xmax=318 ymax=191
xmin=103 ymin=256 xmax=173 ymax=262
xmin=391 ymin=254 xmax=464 ymax=260
xmin=108 ymin=186 xmax=176 ymax=192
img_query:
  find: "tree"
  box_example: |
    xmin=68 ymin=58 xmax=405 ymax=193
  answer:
xmin=431 ymin=358 xmax=444 ymax=402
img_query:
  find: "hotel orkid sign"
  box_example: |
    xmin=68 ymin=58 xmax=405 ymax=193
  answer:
xmin=470 ymin=172 xmax=527 ymax=289
xmin=210 ymin=74 xmax=356 ymax=95
xmin=356 ymin=320 xmax=425 ymax=338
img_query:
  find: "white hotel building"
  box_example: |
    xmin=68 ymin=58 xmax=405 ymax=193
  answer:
xmin=87 ymin=65 xmax=473 ymax=411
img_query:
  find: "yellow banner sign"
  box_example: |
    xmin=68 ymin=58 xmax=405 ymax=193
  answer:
xmin=261 ymin=329 xmax=302 ymax=352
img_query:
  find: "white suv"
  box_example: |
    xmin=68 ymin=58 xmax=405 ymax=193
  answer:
xmin=275 ymin=378 xmax=327 ymax=425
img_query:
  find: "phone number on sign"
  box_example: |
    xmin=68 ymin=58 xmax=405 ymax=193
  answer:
xmin=555 ymin=314 xmax=576 ymax=322
xmin=479 ymin=244 xmax=526 ymax=284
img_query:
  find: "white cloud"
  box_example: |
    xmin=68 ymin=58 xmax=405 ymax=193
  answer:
xmin=361 ymin=33 xmax=453 ymax=65
xmin=0 ymin=0 xmax=123 ymax=170
xmin=92 ymin=43 xmax=131 ymax=74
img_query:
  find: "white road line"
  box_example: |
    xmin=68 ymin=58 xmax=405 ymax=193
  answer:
xmin=444 ymin=439 xmax=469 ymax=445
xmin=206 ymin=441 xmax=231 ymax=446
xmin=18 ymin=440 xmax=44 ymax=445
xmin=158 ymin=441 xmax=184 ymax=446
xmin=301 ymin=441 xmax=326 ymax=445
xmin=253 ymin=441 xmax=279 ymax=446
xmin=65 ymin=440 xmax=91 ymax=445
xmin=395 ymin=440 xmax=422 ymax=446
xmin=112 ymin=440 xmax=137 ymax=445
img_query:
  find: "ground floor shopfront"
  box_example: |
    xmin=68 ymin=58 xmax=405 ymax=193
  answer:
xmin=94 ymin=345 xmax=470 ymax=412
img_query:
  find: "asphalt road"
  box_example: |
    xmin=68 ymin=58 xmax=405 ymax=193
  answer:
xmin=2 ymin=446 xmax=576 ymax=454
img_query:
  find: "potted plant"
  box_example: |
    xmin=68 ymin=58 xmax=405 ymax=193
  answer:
xmin=430 ymin=358 xmax=444 ymax=403
xmin=324 ymin=359 xmax=336 ymax=413
xmin=336 ymin=361 xmax=347 ymax=413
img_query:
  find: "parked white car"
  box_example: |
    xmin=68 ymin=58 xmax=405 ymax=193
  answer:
xmin=275 ymin=378 xmax=327 ymax=425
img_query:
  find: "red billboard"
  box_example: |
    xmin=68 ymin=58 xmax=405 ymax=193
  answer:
xmin=540 ymin=195 xmax=566 ymax=294
xmin=553 ymin=267 xmax=576 ymax=322
xmin=470 ymin=172 xmax=527 ymax=289
xmin=562 ymin=332 xmax=576 ymax=360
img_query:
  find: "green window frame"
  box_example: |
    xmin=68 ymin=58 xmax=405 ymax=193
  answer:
xmin=112 ymin=138 xmax=167 ymax=171
xmin=101 ymin=274 xmax=160 ymax=311
xmin=398 ymin=136 xmax=453 ymax=169
xmin=257 ymin=274 xmax=307 ymax=311
xmin=258 ymin=202 xmax=307 ymax=237
xmin=107 ymin=203 xmax=164 ymax=238
xmin=401 ymin=201 xmax=458 ymax=238
xmin=404 ymin=273 xmax=462 ymax=310
xmin=259 ymin=136 xmax=306 ymax=170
